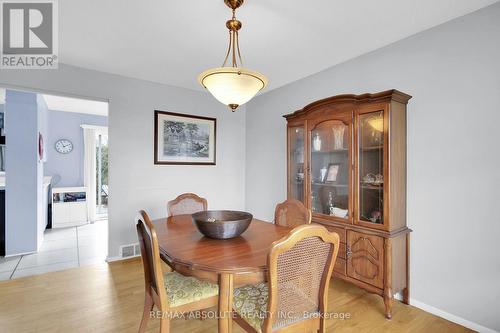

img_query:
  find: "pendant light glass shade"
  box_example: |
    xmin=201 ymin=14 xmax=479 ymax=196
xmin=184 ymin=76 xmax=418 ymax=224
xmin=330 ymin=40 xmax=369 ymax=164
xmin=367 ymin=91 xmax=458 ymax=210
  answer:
xmin=198 ymin=67 xmax=267 ymax=110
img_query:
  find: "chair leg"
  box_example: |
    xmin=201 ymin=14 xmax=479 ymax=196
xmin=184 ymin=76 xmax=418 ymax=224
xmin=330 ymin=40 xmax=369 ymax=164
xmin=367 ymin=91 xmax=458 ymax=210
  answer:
xmin=139 ymin=293 xmax=154 ymax=333
xmin=318 ymin=317 xmax=326 ymax=333
xmin=159 ymin=317 xmax=170 ymax=333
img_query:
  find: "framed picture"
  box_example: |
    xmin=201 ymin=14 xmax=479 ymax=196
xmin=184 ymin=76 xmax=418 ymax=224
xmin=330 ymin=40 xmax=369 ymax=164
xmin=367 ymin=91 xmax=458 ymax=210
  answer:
xmin=325 ymin=163 xmax=340 ymax=183
xmin=154 ymin=110 xmax=216 ymax=165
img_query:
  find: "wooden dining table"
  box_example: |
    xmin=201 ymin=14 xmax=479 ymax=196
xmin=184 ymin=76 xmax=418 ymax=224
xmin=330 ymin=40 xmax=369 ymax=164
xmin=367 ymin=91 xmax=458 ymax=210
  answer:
xmin=152 ymin=214 xmax=291 ymax=333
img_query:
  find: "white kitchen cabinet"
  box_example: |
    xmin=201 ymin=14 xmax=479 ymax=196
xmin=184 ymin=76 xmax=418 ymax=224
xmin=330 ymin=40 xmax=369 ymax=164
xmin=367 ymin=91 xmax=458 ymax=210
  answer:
xmin=52 ymin=187 xmax=88 ymax=228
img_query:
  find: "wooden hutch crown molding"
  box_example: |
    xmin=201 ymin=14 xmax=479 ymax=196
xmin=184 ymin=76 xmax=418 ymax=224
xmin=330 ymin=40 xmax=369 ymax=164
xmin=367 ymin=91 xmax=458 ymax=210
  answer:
xmin=284 ymin=89 xmax=412 ymax=319
xmin=284 ymin=89 xmax=412 ymax=120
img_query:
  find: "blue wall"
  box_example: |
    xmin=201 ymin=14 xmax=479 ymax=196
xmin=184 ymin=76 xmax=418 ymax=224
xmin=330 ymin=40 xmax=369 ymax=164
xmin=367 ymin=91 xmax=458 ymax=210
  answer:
xmin=4 ymin=90 xmax=45 ymax=255
xmin=44 ymin=110 xmax=107 ymax=187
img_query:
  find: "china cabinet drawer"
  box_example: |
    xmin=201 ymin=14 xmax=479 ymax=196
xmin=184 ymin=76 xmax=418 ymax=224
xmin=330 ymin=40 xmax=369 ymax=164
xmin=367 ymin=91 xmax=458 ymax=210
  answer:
xmin=334 ymin=257 xmax=346 ymax=275
xmin=323 ymin=225 xmax=346 ymax=243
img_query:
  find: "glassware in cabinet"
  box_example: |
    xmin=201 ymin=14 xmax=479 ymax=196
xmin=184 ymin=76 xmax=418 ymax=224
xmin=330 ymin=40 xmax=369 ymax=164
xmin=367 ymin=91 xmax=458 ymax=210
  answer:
xmin=358 ymin=111 xmax=384 ymax=224
xmin=309 ymin=120 xmax=350 ymax=219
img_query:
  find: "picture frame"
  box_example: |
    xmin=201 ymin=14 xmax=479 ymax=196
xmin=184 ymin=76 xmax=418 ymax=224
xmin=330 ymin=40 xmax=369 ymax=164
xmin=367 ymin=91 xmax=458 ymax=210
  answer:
xmin=154 ymin=110 xmax=217 ymax=165
xmin=325 ymin=163 xmax=340 ymax=183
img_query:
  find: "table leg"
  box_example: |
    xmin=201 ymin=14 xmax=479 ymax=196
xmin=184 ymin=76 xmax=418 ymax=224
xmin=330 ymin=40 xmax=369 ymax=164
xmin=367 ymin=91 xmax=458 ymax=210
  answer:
xmin=218 ymin=273 xmax=234 ymax=333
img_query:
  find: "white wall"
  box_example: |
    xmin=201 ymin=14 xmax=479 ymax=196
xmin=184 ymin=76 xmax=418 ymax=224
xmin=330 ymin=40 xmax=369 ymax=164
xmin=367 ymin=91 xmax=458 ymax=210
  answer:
xmin=0 ymin=64 xmax=246 ymax=258
xmin=245 ymin=3 xmax=500 ymax=332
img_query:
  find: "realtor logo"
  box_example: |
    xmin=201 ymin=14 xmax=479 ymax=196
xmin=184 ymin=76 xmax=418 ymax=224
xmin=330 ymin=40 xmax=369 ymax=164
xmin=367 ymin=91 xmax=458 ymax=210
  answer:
xmin=1 ymin=0 xmax=58 ymax=68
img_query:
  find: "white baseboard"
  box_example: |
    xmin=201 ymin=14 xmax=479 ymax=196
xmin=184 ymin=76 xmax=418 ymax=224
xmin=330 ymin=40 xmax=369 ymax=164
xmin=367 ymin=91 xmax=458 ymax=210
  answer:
xmin=408 ymin=298 xmax=498 ymax=333
xmin=391 ymin=292 xmax=496 ymax=332
xmin=105 ymin=254 xmax=140 ymax=263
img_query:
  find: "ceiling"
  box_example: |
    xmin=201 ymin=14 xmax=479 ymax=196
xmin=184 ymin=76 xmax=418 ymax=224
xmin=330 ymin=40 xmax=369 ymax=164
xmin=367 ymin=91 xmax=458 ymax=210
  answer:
xmin=44 ymin=0 xmax=500 ymax=92
xmin=0 ymin=88 xmax=108 ymax=116
xmin=42 ymin=94 xmax=108 ymax=116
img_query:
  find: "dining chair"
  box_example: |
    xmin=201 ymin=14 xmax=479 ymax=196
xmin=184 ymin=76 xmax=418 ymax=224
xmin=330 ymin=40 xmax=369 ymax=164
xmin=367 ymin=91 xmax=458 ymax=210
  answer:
xmin=167 ymin=193 xmax=208 ymax=217
xmin=233 ymin=224 xmax=340 ymax=333
xmin=274 ymin=199 xmax=312 ymax=227
xmin=136 ymin=210 xmax=219 ymax=333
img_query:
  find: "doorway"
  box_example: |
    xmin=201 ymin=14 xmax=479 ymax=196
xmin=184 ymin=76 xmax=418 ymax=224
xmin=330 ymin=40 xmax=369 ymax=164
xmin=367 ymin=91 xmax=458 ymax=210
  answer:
xmin=0 ymin=87 xmax=111 ymax=280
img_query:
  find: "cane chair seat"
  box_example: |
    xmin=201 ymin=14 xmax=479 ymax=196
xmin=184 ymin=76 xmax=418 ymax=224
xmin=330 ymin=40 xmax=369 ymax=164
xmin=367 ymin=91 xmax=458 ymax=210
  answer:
xmin=164 ymin=271 xmax=219 ymax=307
xmin=233 ymin=282 xmax=321 ymax=332
xmin=233 ymin=283 xmax=268 ymax=332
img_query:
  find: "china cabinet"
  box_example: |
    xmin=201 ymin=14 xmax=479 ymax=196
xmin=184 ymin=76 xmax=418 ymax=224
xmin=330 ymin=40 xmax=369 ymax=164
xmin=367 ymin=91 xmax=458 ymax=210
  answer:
xmin=284 ymin=90 xmax=411 ymax=318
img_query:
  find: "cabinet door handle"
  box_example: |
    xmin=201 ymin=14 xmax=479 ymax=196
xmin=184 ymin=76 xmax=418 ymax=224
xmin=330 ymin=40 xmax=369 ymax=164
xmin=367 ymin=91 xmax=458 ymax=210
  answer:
xmin=346 ymin=245 xmax=352 ymax=258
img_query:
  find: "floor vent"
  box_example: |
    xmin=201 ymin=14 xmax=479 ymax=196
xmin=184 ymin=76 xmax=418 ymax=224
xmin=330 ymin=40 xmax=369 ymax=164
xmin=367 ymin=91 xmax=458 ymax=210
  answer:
xmin=120 ymin=243 xmax=140 ymax=258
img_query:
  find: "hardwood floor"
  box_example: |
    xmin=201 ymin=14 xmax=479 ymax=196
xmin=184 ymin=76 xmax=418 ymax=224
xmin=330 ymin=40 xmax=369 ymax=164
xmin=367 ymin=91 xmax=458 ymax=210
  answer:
xmin=0 ymin=258 xmax=471 ymax=333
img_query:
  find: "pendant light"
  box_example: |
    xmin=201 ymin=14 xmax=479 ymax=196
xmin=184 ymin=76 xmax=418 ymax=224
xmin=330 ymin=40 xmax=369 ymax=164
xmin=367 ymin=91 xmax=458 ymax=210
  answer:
xmin=198 ymin=0 xmax=267 ymax=111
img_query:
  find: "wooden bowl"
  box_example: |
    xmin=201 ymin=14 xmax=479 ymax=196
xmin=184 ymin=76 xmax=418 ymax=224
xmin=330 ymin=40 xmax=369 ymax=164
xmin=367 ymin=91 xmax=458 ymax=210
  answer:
xmin=191 ymin=210 xmax=253 ymax=239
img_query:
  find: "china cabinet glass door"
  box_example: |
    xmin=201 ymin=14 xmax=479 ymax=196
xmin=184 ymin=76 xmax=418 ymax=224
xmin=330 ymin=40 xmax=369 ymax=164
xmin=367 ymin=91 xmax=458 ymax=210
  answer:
xmin=358 ymin=111 xmax=384 ymax=224
xmin=309 ymin=120 xmax=350 ymax=220
xmin=288 ymin=126 xmax=305 ymax=202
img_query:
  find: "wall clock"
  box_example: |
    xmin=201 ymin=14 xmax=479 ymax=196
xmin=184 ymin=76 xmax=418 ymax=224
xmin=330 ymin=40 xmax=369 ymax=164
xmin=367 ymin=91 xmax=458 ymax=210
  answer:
xmin=55 ymin=139 xmax=73 ymax=154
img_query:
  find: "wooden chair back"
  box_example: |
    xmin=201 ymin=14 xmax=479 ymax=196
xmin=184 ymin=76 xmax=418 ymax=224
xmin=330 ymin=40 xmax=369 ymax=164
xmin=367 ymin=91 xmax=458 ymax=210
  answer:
xmin=263 ymin=224 xmax=340 ymax=332
xmin=167 ymin=193 xmax=208 ymax=217
xmin=274 ymin=199 xmax=312 ymax=227
xmin=136 ymin=210 xmax=169 ymax=311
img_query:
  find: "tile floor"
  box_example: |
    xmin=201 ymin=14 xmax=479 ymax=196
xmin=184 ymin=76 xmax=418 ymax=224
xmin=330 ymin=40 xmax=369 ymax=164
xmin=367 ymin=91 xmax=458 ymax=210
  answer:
xmin=0 ymin=220 xmax=108 ymax=281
